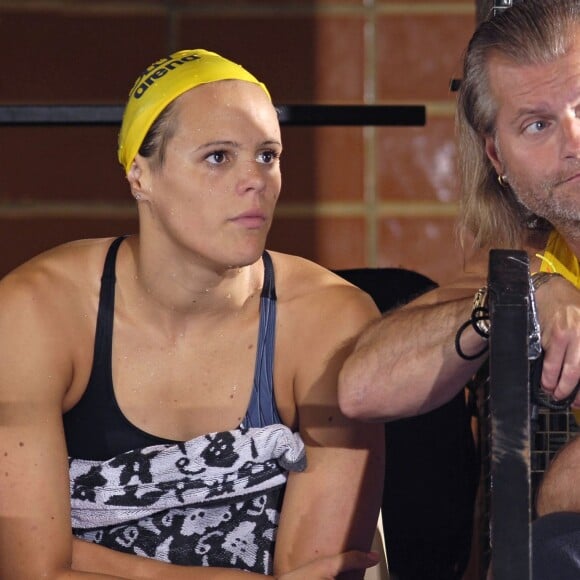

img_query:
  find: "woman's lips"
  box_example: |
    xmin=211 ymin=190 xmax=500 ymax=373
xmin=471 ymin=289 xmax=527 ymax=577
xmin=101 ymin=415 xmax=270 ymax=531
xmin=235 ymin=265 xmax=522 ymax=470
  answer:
xmin=230 ymin=211 xmax=267 ymax=228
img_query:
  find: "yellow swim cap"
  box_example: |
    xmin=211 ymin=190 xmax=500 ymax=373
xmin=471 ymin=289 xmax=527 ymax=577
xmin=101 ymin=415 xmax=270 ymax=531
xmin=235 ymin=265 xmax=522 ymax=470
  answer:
xmin=117 ymin=49 xmax=271 ymax=173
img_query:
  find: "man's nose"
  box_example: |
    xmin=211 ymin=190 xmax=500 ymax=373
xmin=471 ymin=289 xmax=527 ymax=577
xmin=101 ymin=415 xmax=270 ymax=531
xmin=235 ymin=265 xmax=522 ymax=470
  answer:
xmin=562 ymin=116 xmax=580 ymax=158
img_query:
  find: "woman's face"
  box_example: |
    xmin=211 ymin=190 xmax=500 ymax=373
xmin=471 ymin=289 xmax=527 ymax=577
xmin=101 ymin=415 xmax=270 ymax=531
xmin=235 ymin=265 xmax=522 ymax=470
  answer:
xmin=134 ymin=80 xmax=282 ymax=270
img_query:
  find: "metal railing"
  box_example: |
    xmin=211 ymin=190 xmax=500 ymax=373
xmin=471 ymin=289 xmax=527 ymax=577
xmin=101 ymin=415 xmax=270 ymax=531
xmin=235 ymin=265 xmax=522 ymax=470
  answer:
xmin=0 ymin=104 xmax=426 ymax=127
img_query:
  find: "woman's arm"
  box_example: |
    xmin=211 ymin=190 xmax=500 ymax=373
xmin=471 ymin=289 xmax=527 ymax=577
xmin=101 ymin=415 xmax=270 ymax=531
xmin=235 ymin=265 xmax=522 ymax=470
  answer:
xmin=273 ymin=285 xmax=385 ymax=580
xmin=0 ymin=271 xmax=134 ymax=580
xmin=72 ymin=539 xmax=380 ymax=579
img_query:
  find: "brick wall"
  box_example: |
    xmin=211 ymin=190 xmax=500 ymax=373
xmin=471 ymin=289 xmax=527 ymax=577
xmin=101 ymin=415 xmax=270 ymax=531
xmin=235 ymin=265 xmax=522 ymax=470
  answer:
xmin=0 ymin=0 xmax=476 ymax=284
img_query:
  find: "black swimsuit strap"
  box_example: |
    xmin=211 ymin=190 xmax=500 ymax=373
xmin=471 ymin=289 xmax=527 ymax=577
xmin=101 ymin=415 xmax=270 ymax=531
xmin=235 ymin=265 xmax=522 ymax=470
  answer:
xmin=261 ymin=250 xmax=277 ymax=300
xmin=94 ymin=236 xmax=126 ymax=368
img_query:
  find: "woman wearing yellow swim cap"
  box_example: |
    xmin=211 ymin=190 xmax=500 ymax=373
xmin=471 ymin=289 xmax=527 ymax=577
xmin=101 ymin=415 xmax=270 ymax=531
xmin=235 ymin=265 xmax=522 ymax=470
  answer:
xmin=0 ymin=49 xmax=384 ymax=579
xmin=117 ymin=49 xmax=271 ymax=174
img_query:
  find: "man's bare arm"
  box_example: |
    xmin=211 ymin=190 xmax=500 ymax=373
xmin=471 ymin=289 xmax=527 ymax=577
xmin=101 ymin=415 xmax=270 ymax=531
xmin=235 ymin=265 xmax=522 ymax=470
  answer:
xmin=338 ymin=284 xmax=487 ymax=421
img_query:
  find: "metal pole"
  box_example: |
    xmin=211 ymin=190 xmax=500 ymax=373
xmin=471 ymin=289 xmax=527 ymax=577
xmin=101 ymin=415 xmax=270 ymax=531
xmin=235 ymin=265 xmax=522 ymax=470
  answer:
xmin=488 ymin=249 xmax=532 ymax=580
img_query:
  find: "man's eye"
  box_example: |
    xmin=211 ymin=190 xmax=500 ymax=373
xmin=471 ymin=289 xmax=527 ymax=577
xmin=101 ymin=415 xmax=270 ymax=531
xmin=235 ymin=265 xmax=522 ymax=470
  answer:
xmin=524 ymin=120 xmax=548 ymax=135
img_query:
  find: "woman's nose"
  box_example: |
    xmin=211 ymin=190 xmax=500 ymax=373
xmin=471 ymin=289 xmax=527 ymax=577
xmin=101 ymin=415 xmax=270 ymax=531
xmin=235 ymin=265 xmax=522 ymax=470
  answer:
xmin=236 ymin=162 xmax=267 ymax=194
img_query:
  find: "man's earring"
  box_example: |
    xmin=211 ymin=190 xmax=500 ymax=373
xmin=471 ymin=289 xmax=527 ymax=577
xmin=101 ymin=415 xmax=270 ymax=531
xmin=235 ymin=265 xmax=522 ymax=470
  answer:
xmin=497 ymin=174 xmax=509 ymax=188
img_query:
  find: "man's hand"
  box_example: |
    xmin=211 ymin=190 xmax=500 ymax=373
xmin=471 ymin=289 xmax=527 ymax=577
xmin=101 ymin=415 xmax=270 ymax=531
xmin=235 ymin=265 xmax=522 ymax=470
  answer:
xmin=535 ymin=276 xmax=580 ymax=406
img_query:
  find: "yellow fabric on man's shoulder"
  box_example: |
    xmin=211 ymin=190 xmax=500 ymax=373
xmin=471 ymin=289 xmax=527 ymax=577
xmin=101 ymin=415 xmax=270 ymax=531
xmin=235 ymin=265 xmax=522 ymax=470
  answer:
xmin=540 ymin=230 xmax=580 ymax=287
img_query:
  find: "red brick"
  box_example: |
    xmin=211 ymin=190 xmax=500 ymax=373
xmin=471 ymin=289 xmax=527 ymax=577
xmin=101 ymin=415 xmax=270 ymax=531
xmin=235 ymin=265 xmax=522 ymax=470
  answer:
xmin=378 ymin=216 xmax=463 ymax=284
xmin=176 ymin=14 xmax=364 ymax=102
xmin=0 ymin=216 xmax=138 ymax=277
xmin=0 ymin=7 xmax=167 ymax=102
xmin=281 ymin=126 xmax=364 ymax=202
xmin=268 ymin=216 xmax=366 ymax=269
xmin=377 ymin=116 xmax=460 ymax=202
xmin=0 ymin=126 xmax=128 ymax=203
xmin=376 ymin=13 xmax=475 ymax=101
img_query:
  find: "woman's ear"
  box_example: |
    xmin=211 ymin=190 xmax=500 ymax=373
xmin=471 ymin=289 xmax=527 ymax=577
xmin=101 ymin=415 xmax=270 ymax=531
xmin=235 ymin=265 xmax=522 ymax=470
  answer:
xmin=126 ymin=156 xmax=151 ymax=201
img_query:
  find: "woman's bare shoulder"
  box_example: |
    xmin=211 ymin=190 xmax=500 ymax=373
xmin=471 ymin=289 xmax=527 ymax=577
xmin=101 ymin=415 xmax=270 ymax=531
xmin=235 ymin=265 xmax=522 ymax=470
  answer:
xmin=265 ymin=251 xmax=379 ymax=319
xmin=0 ymin=237 xmax=116 ymax=312
xmin=0 ymin=238 xmax=118 ymax=401
xmin=268 ymin=251 xmax=363 ymax=293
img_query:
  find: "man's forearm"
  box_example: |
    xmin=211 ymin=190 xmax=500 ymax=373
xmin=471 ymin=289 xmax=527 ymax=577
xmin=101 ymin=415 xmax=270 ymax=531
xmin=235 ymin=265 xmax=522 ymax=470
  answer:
xmin=339 ymin=296 xmax=487 ymax=421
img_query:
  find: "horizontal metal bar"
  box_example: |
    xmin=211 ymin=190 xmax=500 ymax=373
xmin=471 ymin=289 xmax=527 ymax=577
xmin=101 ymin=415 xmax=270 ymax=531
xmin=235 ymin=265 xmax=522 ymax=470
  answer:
xmin=0 ymin=104 xmax=426 ymax=127
xmin=275 ymin=104 xmax=425 ymax=126
xmin=0 ymin=105 xmax=125 ymax=125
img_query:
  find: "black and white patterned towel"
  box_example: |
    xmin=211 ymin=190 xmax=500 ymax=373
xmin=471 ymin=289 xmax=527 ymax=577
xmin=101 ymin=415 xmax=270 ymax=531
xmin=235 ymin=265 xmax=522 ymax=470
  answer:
xmin=69 ymin=424 xmax=306 ymax=572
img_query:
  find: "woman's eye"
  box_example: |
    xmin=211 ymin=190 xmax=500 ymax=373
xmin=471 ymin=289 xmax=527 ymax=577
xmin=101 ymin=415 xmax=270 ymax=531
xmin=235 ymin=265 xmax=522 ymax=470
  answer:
xmin=206 ymin=151 xmax=227 ymax=164
xmin=257 ymin=150 xmax=279 ymax=164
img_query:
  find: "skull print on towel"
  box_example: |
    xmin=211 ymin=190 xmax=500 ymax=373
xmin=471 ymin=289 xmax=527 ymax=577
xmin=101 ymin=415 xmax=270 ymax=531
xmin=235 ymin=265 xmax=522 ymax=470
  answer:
xmin=69 ymin=424 xmax=306 ymax=574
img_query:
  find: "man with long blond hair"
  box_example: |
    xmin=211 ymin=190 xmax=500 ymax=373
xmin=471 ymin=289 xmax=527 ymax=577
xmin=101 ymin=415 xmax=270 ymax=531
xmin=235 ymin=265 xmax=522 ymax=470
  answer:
xmin=339 ymin=1 xmax=580 ymax=576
